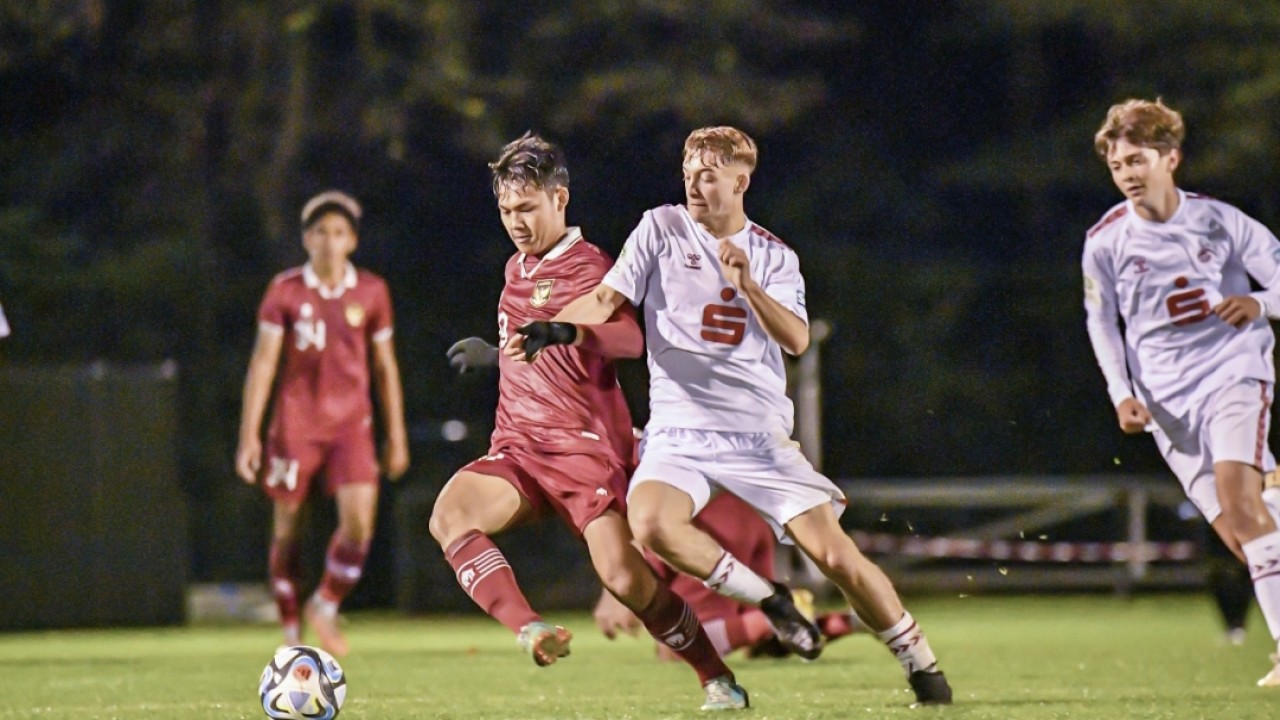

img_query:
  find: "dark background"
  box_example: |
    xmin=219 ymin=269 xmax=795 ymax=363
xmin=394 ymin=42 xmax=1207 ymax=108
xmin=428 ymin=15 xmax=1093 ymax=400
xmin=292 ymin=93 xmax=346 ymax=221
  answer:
xmin=2 ymin=1 xmax=1279 ymax=596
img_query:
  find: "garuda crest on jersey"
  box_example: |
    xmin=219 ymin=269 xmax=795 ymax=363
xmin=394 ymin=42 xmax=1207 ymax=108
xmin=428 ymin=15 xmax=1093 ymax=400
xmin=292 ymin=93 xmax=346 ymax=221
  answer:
xmin=530 ymin=279 xmax=555 ymax=307
xmin=344 ymin=302 xmax=365 ymax=327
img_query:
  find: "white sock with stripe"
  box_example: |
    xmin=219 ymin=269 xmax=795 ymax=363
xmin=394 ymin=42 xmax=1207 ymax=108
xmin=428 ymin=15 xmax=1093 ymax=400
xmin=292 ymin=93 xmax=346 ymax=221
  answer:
xmin=703 ymin=551 xmax=774 ymax=604
xmin=875 ymin=611 xmax=938 ymax=676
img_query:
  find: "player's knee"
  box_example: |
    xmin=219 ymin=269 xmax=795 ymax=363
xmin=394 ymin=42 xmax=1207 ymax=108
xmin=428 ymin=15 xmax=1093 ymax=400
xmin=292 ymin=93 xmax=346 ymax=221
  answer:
xmin=428 ymin=504 xmax=471 ymax=548
xmin=628 ymin=508 xmax=679 ymax=552
xmin=596 ymin=564 xmax=645 ymax=605
xmin=1219 ymin=495 xmax=1270 ymax=534
xmin=809 ymin=539 xmax=864 ymax=583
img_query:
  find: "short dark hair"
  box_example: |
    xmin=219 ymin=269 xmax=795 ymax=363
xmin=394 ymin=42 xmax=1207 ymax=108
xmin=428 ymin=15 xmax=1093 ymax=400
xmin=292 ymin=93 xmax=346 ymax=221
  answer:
xmin=489 ymin=131 xmax=569 ymax=196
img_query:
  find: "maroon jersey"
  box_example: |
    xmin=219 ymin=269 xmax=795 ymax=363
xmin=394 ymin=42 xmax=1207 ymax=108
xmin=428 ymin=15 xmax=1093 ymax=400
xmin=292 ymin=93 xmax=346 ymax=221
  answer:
xmin=258 ymin=263 xmax=393 ymax=441
xmin=491 ymin=230 xmax=635 ymax=460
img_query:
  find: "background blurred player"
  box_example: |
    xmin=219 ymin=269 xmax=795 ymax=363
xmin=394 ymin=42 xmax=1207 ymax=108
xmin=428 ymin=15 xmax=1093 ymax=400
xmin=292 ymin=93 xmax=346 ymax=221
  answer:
xmin=429 ymin=132 xmax=748 ymax=711
xmin=235 ymin=190 xmax=410 ymax=656
xmin=591 ymin=492 xmax=866 ymax=659
xmin=512 ymin=125 xmax=952 ymax=706
xmin=1083 ymin=98 xmax=1280 ymax=686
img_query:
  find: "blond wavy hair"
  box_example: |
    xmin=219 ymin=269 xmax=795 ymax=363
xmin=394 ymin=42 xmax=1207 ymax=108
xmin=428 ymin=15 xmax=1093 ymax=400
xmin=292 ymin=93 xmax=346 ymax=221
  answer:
xmin=1094 ymin=98 xmax=1185 ymax=158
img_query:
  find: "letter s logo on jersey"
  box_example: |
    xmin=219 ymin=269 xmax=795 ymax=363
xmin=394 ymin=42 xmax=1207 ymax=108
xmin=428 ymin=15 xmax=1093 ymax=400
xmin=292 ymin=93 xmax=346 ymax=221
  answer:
xmin=1165 ymin=277 xmax=1210 ymax=326
xmin=701 ymin=304 xmax=748 ymax=346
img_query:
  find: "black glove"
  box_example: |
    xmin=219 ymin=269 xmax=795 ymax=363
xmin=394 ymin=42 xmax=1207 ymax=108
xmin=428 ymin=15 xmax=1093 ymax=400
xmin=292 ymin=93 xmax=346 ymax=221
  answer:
xmin=517 ymin=321 xmax=578 ymax=361
xmin=446 ymin=337 xmax=499 ymax=373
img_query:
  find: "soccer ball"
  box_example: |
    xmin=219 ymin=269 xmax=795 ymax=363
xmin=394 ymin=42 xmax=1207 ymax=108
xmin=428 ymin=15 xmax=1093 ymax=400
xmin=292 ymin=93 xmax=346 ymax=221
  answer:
xmin=259 ymin=645 xmax=347 ymax=719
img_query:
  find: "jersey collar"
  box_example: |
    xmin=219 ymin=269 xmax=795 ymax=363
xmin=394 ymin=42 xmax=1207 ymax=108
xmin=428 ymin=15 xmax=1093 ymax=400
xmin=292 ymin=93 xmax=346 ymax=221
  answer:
xmin=303 ymin=262 xmax=358 ymax=299
xmin=518 ymin=227 xmax=583 ymax=279
xmin=1126 ymin=188 xmax=1187 ymax=231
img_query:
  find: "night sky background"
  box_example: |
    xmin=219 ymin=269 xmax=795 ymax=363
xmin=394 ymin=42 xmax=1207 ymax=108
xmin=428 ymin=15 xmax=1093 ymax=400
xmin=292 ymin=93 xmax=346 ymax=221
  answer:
xmin=3 ymin=1 xmax=1280 ymax=587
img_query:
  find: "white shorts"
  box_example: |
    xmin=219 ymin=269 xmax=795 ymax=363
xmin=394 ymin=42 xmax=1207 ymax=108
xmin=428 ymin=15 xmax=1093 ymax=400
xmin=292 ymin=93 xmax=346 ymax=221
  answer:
xmin=629 ymin=427 xmax=846 ymax=541
xmin=1153 ymin=379 xmax=1275 ymax=523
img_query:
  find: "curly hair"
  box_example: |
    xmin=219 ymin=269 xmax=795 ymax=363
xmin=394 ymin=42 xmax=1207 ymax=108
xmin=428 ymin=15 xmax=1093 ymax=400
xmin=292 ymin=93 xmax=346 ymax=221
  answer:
xmin=1094 ymin=98 xmax=1185 ymax=158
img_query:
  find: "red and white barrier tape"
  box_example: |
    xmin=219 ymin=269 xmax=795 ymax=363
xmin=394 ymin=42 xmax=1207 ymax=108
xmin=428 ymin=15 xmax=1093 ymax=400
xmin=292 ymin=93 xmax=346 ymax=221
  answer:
xmin=850 ymin=531 xmax=1197 ymax=563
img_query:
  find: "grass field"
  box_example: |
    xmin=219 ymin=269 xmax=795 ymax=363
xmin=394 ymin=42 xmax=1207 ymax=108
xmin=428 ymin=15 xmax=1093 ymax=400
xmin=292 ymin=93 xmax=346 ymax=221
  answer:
xmin=1 ymin=594 xmax=1276 ymax=719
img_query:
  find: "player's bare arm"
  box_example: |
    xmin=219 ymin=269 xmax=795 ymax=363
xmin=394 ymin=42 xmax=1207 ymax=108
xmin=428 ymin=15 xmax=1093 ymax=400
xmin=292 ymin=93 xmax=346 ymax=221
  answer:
xmin=717 ymin=238 xmax=809 ymax=355
xmin=1115 ymin=396 xmax=1152 ymax=434
xmin=555 ymin=283 xmax=628 ymax=324
xmin=236 ymin=326 xmax=284 ymax=483
xmin=504 ymin=283 xmax=631 ymax=361
xmin=1214 ymin=296 xmax=1263 ymax=328
xmin=371 ymin=336 xmax=410 ymax=480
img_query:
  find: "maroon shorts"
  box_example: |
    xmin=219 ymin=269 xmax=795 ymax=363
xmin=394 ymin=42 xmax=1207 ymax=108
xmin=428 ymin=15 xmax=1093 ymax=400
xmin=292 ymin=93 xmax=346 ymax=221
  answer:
xmin=262 ymin=422 xmax=379 ymax=502
xmin=457 ymin=446 xmax=627 ymax=536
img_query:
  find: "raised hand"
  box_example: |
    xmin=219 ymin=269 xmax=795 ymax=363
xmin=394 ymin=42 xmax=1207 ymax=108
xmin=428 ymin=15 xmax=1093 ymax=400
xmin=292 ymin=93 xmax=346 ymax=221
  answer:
xmin=717 ymin=238 xmax=754 ymax=293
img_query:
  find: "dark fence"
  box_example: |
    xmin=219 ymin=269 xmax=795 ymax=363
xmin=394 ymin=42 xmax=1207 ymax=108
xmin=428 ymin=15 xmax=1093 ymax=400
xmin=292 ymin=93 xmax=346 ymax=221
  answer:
xmin=0 ymin=363 xmax=188 ymax=629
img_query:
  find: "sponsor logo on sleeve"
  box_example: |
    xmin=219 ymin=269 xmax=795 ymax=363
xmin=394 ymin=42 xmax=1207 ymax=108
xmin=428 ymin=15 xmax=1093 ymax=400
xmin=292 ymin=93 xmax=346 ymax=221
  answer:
xmin=1084 ymin=275 xmax=1101 ymax=307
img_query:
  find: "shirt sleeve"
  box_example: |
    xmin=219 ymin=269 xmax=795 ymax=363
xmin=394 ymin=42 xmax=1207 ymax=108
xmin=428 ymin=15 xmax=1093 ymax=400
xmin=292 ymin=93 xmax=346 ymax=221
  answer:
xmin=0 ymin=301 xmax=10 ymax=339
xmin=256 ymin=281 xmax=286 ymax=335
xmin=1232 ymin=209 xmax=1280 ymax=319
xmin=369 ymin=279 xmax=395 ymax=343
xmin=1082 ymin=240 xmax=1133 ymax=407
xmin=762 ymin=246 xmax=809 ymax=325
xmin=602 ymin=212 xmax=658 ymax=305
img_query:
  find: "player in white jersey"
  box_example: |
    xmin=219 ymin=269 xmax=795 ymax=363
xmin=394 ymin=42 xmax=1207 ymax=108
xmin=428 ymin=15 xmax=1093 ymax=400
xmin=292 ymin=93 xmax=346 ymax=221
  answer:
xmin=1083 ymin=98 xmax=1280 ymax=687
xmin=508 ymin=126 xmax=951 ymax=707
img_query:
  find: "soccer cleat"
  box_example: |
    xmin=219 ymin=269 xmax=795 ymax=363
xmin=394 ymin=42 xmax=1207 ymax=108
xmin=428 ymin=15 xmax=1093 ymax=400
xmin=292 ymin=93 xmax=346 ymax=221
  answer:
xmin=759 ymin=581 xmax=823 ymax=660
xmin=1257 ymin=654 xmax=1280 ymax=687
xmin=908 ymin=669 xmax=953 ymax=706
xmin=517 ymin=621 xmax=572 ymax=667
xmin=700 ymin=676 xmax=750 ymax=711
xmin=304 ymin=597 xmax=349 ymax=658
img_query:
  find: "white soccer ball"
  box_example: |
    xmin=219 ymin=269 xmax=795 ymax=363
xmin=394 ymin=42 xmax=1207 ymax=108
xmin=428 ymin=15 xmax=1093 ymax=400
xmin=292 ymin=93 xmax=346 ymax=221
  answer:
xmin=259 ymin=645 xmax=347 ymax=719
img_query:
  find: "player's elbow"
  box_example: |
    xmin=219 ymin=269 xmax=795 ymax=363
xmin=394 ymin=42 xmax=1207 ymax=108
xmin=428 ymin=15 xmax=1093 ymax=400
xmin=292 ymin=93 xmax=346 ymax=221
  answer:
xmin=783 ymin=330 xmax=810 ymax=356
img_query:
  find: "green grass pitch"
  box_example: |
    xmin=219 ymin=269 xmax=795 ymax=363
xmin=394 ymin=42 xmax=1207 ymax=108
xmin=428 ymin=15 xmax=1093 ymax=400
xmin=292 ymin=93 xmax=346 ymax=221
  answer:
xmin=1 ymin=594 xmax=1276 ymax=719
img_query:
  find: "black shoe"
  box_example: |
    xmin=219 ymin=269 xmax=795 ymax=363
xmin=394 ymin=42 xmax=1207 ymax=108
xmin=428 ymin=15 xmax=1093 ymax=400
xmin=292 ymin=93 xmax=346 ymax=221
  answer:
xmin=758 ymin=581 xmax=823 ymax=660
xmin=743 ymin=635 xmax=792 ymax=659
xmin=908 ymin=669 xmax=953 ymax=706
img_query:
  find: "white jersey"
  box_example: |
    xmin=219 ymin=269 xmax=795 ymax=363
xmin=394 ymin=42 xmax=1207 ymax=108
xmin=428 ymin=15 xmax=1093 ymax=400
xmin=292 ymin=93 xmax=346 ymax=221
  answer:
xmin=1082 ymin=189 xmax=1280 ymax=416
xmin=603 ymin=204 xmax=808 ymax=435
xmin=0 ymin=301 xmax=8 ymax=338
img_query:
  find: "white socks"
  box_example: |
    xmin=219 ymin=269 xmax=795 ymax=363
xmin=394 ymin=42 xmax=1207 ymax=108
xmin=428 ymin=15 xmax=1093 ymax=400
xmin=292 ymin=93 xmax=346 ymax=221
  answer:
xmin=703 ymin=551 xmax=774 ymax=604
xmin=1242 ymin=530 xmax=1280 ymax=642
xmin=875 ymin=611 xmax=938 ymax=676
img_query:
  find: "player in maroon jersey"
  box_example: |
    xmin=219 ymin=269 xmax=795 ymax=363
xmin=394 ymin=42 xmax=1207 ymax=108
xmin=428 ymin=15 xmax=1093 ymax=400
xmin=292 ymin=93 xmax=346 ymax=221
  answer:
xmin=236 ymin=191 xmax=409 ymax=656
xmin=430 ymin=132 xmax=748 ymax=710
xmin=591 ymin=492 xmax=866 ymax=659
